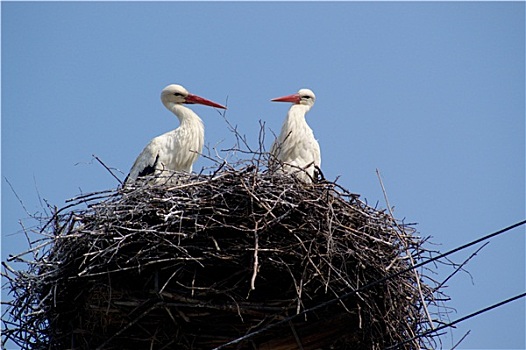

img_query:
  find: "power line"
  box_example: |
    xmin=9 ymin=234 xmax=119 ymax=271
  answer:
xmin=384 ymin=292 xmax=526 ymax=350
xmin=212 ymin=219 xmax=526 ymax=350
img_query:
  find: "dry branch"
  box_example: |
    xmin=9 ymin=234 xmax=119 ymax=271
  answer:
xmin=2 ymin=153 xmax=448 ymax=350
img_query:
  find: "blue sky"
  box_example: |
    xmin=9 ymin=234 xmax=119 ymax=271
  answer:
xmin=2 ymin=2 xmax=524 ymax=349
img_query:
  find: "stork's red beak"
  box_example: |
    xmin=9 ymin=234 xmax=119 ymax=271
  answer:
xmin=186 ymin=94 xmax=227 ymax=109
xmin=271 ymin=93 xmax=301 ymax=104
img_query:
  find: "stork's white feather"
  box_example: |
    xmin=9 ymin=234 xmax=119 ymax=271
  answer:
xmin=124 ymin=84 xmax=226 ymax=185
xmin=270 ymin=88 xmax=321 ymax=183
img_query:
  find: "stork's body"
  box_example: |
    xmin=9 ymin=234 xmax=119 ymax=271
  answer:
xmin=270 ymin=88 xmax=321 ymax=183
xmin=124 ymin=84 xmax=226 ymax=185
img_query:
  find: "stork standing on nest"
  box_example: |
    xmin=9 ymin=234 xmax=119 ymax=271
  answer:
xmin=124 ymin=84 xmax=226 ymax=185
xmin=270 ymin=88 xmax=321 ymax=183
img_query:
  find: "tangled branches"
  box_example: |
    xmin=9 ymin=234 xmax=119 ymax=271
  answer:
xmin=2 ymin=156 xmax=446 ymax=350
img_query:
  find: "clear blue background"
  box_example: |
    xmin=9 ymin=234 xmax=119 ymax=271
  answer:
xmin=2 ymin=2 xmax=524 ymax=349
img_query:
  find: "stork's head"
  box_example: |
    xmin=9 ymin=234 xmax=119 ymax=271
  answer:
xmin=271 ymin=88 xmax=316 ymax=107
xmin=161 ymin=84 xmax=226 ymax=109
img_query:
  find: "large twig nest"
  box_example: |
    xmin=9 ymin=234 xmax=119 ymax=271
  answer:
xmin=2 ymin=158 xmax=443 ymax=350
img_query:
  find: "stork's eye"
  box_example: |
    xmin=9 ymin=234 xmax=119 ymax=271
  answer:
xmin=173 ymin=93 xmax=183 ymax=97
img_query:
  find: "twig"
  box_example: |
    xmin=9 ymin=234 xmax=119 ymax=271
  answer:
xmin=376 ymin=168 xmax=436 ymax=331
xmin=93 ymin=154 xmax=123 ymax=185
xmin=250 ymin=229 xmax=259 ymax=291
xmin=451 ymin=330 xmax=471 ymax=350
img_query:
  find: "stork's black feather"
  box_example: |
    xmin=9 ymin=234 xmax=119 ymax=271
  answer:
xmin=138 ymin=154 xmax=159 ymax=178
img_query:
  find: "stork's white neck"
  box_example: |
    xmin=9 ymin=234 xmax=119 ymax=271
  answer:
xmin=165 ymin=102 xmax=204 ymax=126
xmin=286 ymin=103 xmax=312 ymax=122
xmin=289 ymin=104 xmax=312 ymax=116
xmin=277 ymin=103 xmax=314 ymax=141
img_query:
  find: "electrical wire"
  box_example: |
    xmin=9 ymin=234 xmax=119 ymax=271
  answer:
xmin=384 ymin=292 xmax=526 ymax=350
xmin=212 ymin=219 xmax=526 ymax=350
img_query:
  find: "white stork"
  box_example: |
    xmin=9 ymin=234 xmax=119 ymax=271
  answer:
xmin=270 ymin=88 xmax=321 ymax=183
xmin=124 ymin=84 xmax=226 ymax=185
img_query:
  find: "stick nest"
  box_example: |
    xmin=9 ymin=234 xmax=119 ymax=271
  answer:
xmin=2 ymin=157 xmax=444 ymax=350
